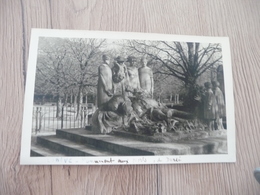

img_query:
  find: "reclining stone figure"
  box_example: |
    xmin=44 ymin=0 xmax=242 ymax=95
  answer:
xmin=92 ymin=93 xmax=193 ymax=135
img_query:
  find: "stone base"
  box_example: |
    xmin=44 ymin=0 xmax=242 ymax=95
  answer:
xmin=109 ymin=129 xmax=227 ymax=143
xmin=31 ymin=128 xmax=227 ymax=156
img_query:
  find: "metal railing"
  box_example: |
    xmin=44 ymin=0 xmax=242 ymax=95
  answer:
xmin=32 ymin=104 xmax=95 ymax=134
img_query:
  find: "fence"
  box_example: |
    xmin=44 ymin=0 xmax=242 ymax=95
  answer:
xmin=32 ymin=104 xmax=95 ymax=134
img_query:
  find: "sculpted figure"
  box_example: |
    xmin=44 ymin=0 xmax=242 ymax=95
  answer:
xmin=92 ymin=95 xmax=133 ymax=134
xmin=97 ymin=55 xmax=113 ymax=108
xmin=212 ymin=81 xmax=225 ymax=130
xmin=92 ymin=90 xmax=193 ymax=135
xmin=138 ymin=57 xmax=154 ymax=98
xmin=203 ymin=82 xmax=218 ymax=131
xmin=112 ymin=56 xmax=129 ymax=96
xmin=129 ymin=97 xmax=193 ymax=133
xmin=126 ymin=56 xmax=140 ymax=93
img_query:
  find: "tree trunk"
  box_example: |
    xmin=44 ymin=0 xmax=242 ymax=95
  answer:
xmin=74 ymin=94 xmax=77 ymax=111
xmin=76 ymin=87 xmax=83 ymax=119
xmin=187 ymin=42 xmax=194 ymax=67
xmin=41 ymin=95 xmax=45 ymax=105
xmin=64 ymin=93 xmax=68 ymax=107
xmin=56 ymin=95 xmax=62 ymax=118
xmin=84 ymin=95 xmax=88 ymax=126
xmin=70 ymin=93 xmax=73 ymax=105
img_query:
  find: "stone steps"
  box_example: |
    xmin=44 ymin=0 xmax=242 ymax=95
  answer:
xmin=30 ymin=144 xmax=65 ymax=157
xmin=31 ymin=128 xmax=228 ymax=157
xmin=56 ymin=129 xmax=155 ymax=156
xmin=57 ymin=129 xmax=227 ymax=155
xmin=33 ymin=135 xmax=117 ymax=156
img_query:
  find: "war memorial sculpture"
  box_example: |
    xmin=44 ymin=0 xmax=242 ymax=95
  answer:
xmin=92 ymin=54 xmax=225 ymax=143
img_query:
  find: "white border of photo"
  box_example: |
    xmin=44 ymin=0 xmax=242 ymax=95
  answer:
xmin=20 ymin=29 xmax=235 ymax=165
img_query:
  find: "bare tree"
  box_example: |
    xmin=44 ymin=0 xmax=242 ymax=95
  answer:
xmin=125 ymin=40 xmax=222 ymax=108
xmin=126 ymin=40 xmax=222 ymax=87
xmin=36 ymin=37 xmax=69 ymax=117
xmin=35 ymin=37 xmax=106 ymax=120
xmin=65 ymin=38 xmax=106 ymax=119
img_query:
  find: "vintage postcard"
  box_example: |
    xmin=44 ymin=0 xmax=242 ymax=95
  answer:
xmin=20 ymin=29 xmax=235 ymax=165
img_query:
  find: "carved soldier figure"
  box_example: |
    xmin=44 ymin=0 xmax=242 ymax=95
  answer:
xmin=126 ymin=56 xmax=140 ymax=93
xmin=112 ymin=56 xmax=129 ymax=96
xmin=203 ymin=82 xmax=218 ymax=131
xmin=212 ymin=81 xmax=225 ymax=130
xmin=97 ymin=55 xmax=113 ymax=108
xmin=138 ymin=57 xmax=154 ymax=98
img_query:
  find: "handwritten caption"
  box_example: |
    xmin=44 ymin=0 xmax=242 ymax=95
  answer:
xmin=46 ymin=156 xmax=182 ymax=165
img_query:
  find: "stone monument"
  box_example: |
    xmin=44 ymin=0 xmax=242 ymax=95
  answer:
xmin=138 ymin=57 xmax=154 ymax=98
xmin=97 ymin=55 xmax=113 ymax=108
xmin=126 ymin=56 xmax=140 ymax=93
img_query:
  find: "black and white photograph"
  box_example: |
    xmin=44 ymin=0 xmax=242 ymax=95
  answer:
xmin=20 ymin=29 xmax=235 ymax=165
